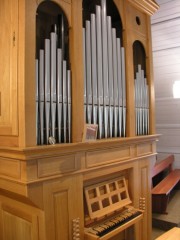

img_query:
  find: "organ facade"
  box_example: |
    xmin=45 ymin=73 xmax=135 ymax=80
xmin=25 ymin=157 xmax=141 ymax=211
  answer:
xmin=0 ymin=0 xmax=159 ymax=239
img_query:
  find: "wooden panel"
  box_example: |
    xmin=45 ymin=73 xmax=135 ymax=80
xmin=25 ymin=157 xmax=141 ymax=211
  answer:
xmin=0 ymin=157 xmax=21 ymax=179
xmin=137 ymin=143 xmax=152 ymax=156
xmin=126 ymin=3 xmax=147 ymax=37
xmin=139 ymin=159 xmax=151 ymax=240
xmin=0 ymin=198 xmax=46 ymax=240
xmin=43 ymin=175 xmax=84 ymax=240
xmin=2 ymin=211 xmax=32 ymax=240
xmin=70 ymin=0 xmax=84 ymax=142
xmin=85 ymin=147 xmax=131 ymax=168
xmin=38 ymin=154 xmax=78 ymax=178
xmin=54 ymin=190 xmax=69 ymax=240
xmin=0 ymin=0 xmax=18 ymax=136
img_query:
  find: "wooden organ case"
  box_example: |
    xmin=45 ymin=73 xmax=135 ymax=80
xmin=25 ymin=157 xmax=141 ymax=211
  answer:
xmin=0 ymin=1 xmax=159 ymax=240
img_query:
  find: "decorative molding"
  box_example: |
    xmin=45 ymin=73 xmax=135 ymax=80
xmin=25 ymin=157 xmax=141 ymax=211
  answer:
xmin=128 ymin=0 xmax=159 ymax=15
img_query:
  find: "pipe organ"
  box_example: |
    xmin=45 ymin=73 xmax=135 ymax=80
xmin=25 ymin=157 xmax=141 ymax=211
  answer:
xmin=83 ymin=0 xmax=126 ymax=139
xmin=0 ymin=1 xmax=159 ymax=240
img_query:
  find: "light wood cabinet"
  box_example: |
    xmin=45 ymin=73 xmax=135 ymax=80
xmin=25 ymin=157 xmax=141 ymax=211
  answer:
xmin=0 ymin=0 xmax=159 ymax=240
xmin=0 ymin=136 xmax=159 ymax=240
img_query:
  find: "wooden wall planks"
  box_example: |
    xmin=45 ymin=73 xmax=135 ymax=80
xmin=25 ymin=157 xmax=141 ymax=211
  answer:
xmin=151 ymin=0 xmax=180 ymax=168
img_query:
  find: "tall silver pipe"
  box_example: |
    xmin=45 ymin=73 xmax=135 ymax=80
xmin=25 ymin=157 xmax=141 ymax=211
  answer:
xmin=63 ymin=60 xmax=67 ymax=142
xmin=101 ymin=0 xmax=109 ymax=138
xmin=85 ymin=20 xmax=92 ymax=124
xmin=101 ymin=0 xmax=109 ymax=105
xmin=50 ymin=32 xmax=57 ymax=138
xmin=117 ymin=38 xmax=122 ymax=137
xmin=91 ymin=14 xmax=98 ymax=124
xmin=57 ymin=48 xmax=63 ymax=142
xmin=112 ymin=28 xmax=118 ymax=137
xmin=67 ymin=70 xmax=71 ymax=143
xmin=107 ymin=16 xmax=114 ymax=138
xmin=45 ymin=39 xmax=51 ymax=143
xmin=61 ymin=14 xmax=65 ymax=59
xmin=36 ymin=59 xmax=39 ymax=144
xmin=83 ymin=28 xmax=87 ymax=121
xmin=39 ymin=49 xmax=45 ymax=144
xmin=96 ymin=5 xmax=103 ymax=139
xmin=121 ymin=47 xmax=126 ymax=137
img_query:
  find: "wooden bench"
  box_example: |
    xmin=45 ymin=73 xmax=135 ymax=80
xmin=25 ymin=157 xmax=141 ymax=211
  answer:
xmin=155 ymin=227 xmax=180 ymax=240
xmin=151 ymin=155 xmax=180 ymax=214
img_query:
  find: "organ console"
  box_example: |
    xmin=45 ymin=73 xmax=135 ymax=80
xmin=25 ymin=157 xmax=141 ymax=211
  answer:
xmin=84 ymin=177 xmax=143 ymax=239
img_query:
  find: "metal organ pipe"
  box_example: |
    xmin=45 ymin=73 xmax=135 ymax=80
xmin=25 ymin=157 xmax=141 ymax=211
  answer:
xmin=83 ymin=28 xmax=87 ymax=121
xmin=91 ymin=14 xmax=98 ymax=125
xmin=83 ymin=1 xmax=127 ymax=139
xmin=85 ymin=20 xmax=92 ymax=124
xmin=36 ymin=16 xmax=71 ymax=145
xmin=39 ymin=50 xmax=45 ymax=144
xmin=112 ymin=28 xmax=118 ymax=138
xmin=35 ymin=59 xmax=39 ymax=145
xmin=117 ymin=38 xmax=122 ymax=137
xmin=57 ymin=48 xmax=62 ymax=143
xmin=101 ymin=0 xmax=109 ymax=139
xmin=107 ymin=16 xmax=114 ymax=138
xmin=45 ymin=39 xmax=51 ymax=144
xmin=121 ymin=47 xmax=126 ymax=137
xmin=96 ymin=5 xmax=103 ymax=139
